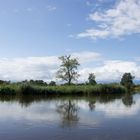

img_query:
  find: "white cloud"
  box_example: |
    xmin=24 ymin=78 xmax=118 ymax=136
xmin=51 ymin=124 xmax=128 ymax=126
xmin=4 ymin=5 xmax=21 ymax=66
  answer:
xmin=0 ymin=53 xmax=140 ymax=82
xmin=72 ymin=51 xmax=101 ymax=63
xmin=78 ymin=0 xmax=140 ymax=39
xmin=134 ymin=57 xmax=140 ymax=62
xmin=86 ymin=1 xmax=93 ymax=6
xmin=79 ymin=60 xmax=140 ymax=82
xmin=0 ymin=56 xmax=59 ymax=82
xmin=0 ymin=52 xmax=101 ymax=82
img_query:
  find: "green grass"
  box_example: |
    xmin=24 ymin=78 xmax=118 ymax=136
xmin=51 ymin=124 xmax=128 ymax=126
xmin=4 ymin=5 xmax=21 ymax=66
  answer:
xmin=134 ymin=85 xmax=140 ymax=92
xmin=0 ymin=83 xmax=126 ymax=96
xmin=46 ymin=84 xmax=126 ymax=95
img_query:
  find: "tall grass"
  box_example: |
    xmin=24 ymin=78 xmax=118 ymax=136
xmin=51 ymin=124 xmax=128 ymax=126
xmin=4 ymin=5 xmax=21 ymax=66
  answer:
xmin=46 ymin=84 xmax=126 ymax=95
xmin=0 ymin=83 xmax=126 ymax=96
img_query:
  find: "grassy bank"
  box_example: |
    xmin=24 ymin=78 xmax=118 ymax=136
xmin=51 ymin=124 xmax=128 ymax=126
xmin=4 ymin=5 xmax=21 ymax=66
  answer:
xmin=134 ymin=85 xmax=140 ymax=92
xmin=0 ymin=83 xmax=126 ymax=96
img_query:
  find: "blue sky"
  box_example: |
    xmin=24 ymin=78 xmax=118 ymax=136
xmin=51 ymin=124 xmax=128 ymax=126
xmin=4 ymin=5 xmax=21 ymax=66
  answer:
xmin=0 ymin=0 xmax=140 ymax=82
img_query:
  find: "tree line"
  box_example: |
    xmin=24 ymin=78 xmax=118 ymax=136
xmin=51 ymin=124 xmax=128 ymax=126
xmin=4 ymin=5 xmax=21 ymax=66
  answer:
xmin=56 ymin=55 xmax=135 ymax=90
xmin=0 ymin=55 xmax=135 ymax=90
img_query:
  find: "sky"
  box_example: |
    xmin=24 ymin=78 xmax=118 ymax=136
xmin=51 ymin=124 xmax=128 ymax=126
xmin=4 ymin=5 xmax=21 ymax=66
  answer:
xmin=0 ymin=0 xmax=140 ymax=82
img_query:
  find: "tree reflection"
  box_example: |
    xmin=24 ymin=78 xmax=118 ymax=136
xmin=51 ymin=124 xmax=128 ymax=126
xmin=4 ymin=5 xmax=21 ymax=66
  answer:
xmin=122 ymin=93 xmax=135 ymax=107
xmin=56 ymin=100 xmax=79 ymax=127
xmin=88 ymin=100 xmax=96 ymax=111
xmin=97 ymin=94 xmax=123 ymax=103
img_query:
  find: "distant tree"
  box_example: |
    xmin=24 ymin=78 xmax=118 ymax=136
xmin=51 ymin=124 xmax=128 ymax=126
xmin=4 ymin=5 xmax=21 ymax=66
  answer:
xmin=49 ymin=81 xmax=56 ymax=86
xmin=0 ymin=80 xmax=5 ymax=84
xmin=120 ymin=73 xmax=135 ymax=90
xmin=29 ymin=80 xmax=47 ymax=86
xmin=88 ymin=73 xmax=97 ymax=85
xmin=21 ymin=80 xmax=28 ymax=84
xmin=0 ymin=80 xmax=10 ymax=84
xmin=56 ymin=55 xmax=80 ymax=85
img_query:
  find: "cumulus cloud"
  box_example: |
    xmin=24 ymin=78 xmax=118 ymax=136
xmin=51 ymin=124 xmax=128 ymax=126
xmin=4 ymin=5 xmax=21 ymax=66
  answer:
xmin=79 ymin=60 xmax=140 ymax=82
xmin=72 ymin=51 xmax=101 ymax=63
xmin=0 ymin=56 xmax=59 ymax=81
xmin=78 ymin=0 xmax=140 ymax=39
xmin=0 ymin=52 xmax=101 ymax=82
xmin=0 ymin=52 xmax=140 ymax=82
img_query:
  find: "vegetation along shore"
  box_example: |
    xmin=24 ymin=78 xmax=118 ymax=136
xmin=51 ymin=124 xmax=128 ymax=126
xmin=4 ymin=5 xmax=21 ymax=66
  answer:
xmin=0 ymin=55 xmax=138 ymax=96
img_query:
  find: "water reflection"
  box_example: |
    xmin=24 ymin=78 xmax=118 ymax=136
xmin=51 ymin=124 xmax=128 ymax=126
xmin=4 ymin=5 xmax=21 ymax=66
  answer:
xmin=122 ymin=93 xmax=135 ymax=107
xmin=88 ymin=100 xmax=96 ymax=111
xmin=0 ymin=93 xmax=131 ymax=107
xmin=0 ymin=93 xmax=139 ymax=139
xmin=56 ymin=100 xmax=79 ymax=127
xmin=0 ymin=93 xmax=138 ymax=120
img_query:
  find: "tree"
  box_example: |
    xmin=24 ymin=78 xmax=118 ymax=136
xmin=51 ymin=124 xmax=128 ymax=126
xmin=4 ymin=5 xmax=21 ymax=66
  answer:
xmin=29 ymin=80 xmax=47 ymax=86
xmin=88 ymin=73 xmax=97 ymax=85
xmin=56 ymin=55 xmax=80 ymax=85
xmin=120 ymin=73 xmax=135 ymax=90
xmin=49 ymin=81 xmax=56 ymax=86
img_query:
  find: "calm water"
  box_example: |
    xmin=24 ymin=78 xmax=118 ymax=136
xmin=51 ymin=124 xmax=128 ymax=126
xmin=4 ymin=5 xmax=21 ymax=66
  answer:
xmin=0 ymin=93 xmax=140 ymax=140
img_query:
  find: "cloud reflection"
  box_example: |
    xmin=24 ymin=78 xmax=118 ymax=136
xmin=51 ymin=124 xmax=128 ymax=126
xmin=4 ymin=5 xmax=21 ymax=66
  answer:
xmin=0 ymin=94 xmax=139 ymax=127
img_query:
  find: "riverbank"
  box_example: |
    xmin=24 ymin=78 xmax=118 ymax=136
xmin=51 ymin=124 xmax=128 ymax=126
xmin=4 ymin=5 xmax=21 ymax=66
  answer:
xmin=134 ymin=85 xmax=140 ymax=92
xmin=0 ymin=83 xmax=126 ymax=96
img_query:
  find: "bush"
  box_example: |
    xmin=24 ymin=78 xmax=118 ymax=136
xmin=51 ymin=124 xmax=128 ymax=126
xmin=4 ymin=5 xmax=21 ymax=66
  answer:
xmin=0 ymin=87 xmax=16 ymax=94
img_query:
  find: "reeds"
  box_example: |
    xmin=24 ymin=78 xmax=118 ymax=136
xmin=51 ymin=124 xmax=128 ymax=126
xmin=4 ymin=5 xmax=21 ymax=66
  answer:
xmin=0 ymin=83 xmax=126 ymax=96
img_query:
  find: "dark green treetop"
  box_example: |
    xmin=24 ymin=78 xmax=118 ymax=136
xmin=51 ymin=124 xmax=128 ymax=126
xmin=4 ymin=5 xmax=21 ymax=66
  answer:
xmin=88 ymin=73 xmax=97 ymax=85
xmin=120 ymin=73 xmax=134 ymax=90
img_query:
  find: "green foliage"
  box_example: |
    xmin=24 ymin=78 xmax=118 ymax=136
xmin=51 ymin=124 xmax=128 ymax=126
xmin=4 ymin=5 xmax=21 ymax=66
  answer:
xmin=56 ymin=55 xmax=80 ymax=85
xmin=29 ymin=80 xmax=47 ymax=86
xmin=0 ymin=83 xmax=126 ymax=96
xmin=46 ymin=84 xmax=126 ymax=95
xmin=0 ymin=86 xmax=15 ymax=94
xmin=134 ymin=85 xmax=140 ymax=91
xmin=49 ymin=81 xmax=56 ymax=86
xmin=20 ymin=80 xmax=47 ymax=86
xmin=88 ymin=73 xmax=97 ymax=85
xmin=120 ymin=73 xmax=134 ymax=90
xmin=0 ymin=80 xmax=10 ymax=85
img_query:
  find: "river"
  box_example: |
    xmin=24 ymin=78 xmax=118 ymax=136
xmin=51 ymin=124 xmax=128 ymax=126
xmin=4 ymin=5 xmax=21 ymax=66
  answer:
xmin=0 ymin=93 xmax=139 ymax=140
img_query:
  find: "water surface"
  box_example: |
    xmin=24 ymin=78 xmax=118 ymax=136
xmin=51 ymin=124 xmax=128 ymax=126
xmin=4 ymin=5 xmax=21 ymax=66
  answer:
xmin=0 ymin=93 xmax=140 ymax=140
